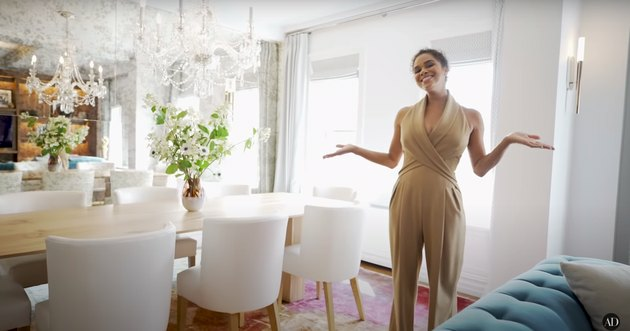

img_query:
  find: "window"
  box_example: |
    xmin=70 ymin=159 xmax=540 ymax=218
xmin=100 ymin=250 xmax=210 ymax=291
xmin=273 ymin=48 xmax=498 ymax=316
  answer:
xmin=448 ymin=61 xmax=494 ymax=228
xmin=219 ymin=88 xmax=261 ymax=189
xmin=108 ymin=105 xmax=123 ymax=167
xmin=173 ymin=90 xmax=261 ymax=189
xmin=304 ymin=76 xmax=360 ymax=193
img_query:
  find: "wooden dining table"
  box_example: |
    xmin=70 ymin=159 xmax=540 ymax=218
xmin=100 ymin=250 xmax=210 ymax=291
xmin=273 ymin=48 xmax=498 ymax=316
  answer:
xmin=0 ymin=192 xmax=353 ymax=302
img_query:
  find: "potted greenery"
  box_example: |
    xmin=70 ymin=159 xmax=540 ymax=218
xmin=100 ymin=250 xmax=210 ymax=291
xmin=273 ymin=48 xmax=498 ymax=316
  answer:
xmin=145 ymin=94 xmax=268 ymax=211
xmin=21 ymin=113 xmax=89 ymax=172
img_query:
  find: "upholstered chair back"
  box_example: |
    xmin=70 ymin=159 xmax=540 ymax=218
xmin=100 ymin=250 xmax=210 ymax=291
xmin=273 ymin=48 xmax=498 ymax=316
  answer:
xmin=35 ymin=223 xmax=176 ymax=331
xmin=177 ymin=215 xmax=288 ymax=330
xmin=42 ymin=170 xmax=95 ymax=207
xmin=0 ymin=191 xmax=87 ymax=214
xmin=0 ymin=171 xmax=22 ymax=195
xmin=110 ymin=170 xmax=153 ymax=204
xmin=313 ymin=185 xmax=358 ymax=202
xmin=113 ymin=186 xmax=178 ymax=205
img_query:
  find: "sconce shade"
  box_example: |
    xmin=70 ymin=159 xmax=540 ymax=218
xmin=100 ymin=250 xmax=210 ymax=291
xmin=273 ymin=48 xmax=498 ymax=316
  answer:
xmin=575 ymin=37 xmax=585 ymax=114
xmin=577 ymin=37 xmax=585 ymax=62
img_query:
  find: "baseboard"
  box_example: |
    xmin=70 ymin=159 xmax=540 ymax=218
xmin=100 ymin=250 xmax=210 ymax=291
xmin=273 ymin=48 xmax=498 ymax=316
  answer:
xmin=456 ymin=270 xmax=487 ymax=298
xmin=361 ymin=253 xmax=392 ymax=269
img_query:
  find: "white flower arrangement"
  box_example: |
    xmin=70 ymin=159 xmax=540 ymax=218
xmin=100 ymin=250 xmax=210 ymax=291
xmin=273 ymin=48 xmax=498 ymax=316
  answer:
xmin=145 ymin=94 xmax=269 ymax=196
xmin=20 ymin=113 xmax=89 ymax=157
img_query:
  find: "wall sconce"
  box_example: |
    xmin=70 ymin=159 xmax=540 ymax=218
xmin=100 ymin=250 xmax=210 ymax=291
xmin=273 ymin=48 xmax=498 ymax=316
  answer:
xmin=575 ymin=37 xmax=585 ymax=114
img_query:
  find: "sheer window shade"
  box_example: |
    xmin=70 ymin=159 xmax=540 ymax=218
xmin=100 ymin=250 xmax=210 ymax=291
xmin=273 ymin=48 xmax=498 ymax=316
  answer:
xmin=431 ymin=30 xmax=492 ymax=65
xmin=310 ymin=54 xmax=359 ymax=80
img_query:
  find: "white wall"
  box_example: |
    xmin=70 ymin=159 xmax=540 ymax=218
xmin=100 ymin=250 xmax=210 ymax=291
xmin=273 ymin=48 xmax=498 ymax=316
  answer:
xmin=487 ymin=0 xmax=561 ymax=291
xmin=564 ymin=0 xmax=630 ymax=258
xmin=308 ymin=0 xmax=494 ymax=297
xmin=547 ymin=0 xmax=581 ymax=259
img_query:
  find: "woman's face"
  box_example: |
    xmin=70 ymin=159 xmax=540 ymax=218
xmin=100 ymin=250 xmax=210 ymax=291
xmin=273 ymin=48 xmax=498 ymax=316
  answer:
xmin=413 ymin=53 xmax=448 ymax=93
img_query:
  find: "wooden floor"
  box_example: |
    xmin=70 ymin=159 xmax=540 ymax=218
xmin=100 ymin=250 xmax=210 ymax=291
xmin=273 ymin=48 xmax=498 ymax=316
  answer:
xmin=360 ymin=261 xmax=479 ymax=301
xmin=361 ymin=260 xmax=392 ymax=276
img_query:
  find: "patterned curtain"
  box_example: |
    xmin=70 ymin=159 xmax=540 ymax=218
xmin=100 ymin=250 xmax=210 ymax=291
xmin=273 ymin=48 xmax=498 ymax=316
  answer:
xmin=258 ymin=41 xmax=280 ymax=193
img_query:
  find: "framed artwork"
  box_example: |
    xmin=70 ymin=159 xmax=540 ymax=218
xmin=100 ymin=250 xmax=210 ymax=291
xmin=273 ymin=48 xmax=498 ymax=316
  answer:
xmin=0 ymin=89 xmax=12 ymax=108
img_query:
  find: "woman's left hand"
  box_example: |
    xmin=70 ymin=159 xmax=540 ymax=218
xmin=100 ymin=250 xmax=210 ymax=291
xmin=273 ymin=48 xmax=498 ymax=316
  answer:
xmin=507 ymin=132 xmax=555 ymax=150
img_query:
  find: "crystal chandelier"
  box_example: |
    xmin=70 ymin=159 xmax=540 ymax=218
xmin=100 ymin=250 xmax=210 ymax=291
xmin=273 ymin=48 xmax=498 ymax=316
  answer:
xmin=26 ymin=11 xmax=107 ymax=115
xmin=137 ymin=0 xmax=261 ymax=98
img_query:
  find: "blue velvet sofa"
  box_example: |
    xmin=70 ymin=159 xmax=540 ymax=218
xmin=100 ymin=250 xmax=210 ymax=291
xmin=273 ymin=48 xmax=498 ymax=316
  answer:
xmin=435 ymin=255 xmax=593 ymax=331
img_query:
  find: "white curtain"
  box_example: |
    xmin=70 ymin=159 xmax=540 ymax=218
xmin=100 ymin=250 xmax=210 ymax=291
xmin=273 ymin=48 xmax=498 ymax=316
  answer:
xmin=490 ymin=0 xmax=505 ymax=146
xmin=273 ymin=33 xmax=310 ymax=193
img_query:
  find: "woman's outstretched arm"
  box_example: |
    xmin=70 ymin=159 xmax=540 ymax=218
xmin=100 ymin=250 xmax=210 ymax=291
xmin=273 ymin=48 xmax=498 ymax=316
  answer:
xmin=466 ymin=108 xmax=554 ymax=177
xmin=323 ymin=107 xmax=408 ymax=169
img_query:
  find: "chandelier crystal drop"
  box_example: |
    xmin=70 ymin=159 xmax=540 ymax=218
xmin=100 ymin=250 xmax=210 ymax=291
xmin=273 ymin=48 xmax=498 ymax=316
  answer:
xmin=26 ymin=11 xmax=107 ymax=115
xmin=136 ymin=0 xmax=261 ymax=98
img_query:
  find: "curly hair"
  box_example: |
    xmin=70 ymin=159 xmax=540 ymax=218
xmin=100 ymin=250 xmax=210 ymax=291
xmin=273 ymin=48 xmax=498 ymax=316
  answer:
xmin=411 ymin=48 xmax=449 ymax=72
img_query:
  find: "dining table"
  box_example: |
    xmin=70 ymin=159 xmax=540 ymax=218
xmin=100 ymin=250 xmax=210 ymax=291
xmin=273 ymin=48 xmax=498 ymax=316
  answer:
xmin=0 ymin=192 xmax=353 ymax=302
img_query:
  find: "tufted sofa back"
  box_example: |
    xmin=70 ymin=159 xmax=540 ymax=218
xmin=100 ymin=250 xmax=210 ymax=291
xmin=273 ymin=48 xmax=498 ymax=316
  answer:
xmin=435 ymin=256 xmax=592 ymax=331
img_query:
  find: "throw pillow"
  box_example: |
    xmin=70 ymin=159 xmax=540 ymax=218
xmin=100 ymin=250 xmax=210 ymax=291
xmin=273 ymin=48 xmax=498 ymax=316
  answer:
xmin=561 ymin=260 xmax=630 ymax=331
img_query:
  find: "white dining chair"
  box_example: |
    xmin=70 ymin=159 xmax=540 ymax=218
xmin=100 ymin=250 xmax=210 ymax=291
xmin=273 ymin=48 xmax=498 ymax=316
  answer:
xmin=0 ymin=275 xmax=31 ymax=331
xmin=313 ymin=185 xmax=358 ymax=202
xmin=113 ymin=186 xmax=198 ymax=267
xmin=13 ymin=160 xmax=46 ymax=172
xmin=35 ymin=223 xmax=176 ymax=331
xmin=109 ymin=169 xmax=153 ymax=204
xmin=281 ymin=204 xmax=366 ymax=331
xmin=0 ymin=190 xmax=88 ymax=330
xmin=203 ymin=182 xmax=252 ymax=199
xmin=0 ymin=191 xmax=88 ymax=289
xmin=177 ymin=215 xmax=288 ymax=331
xmin=42 ymin=170 xmax=95 ymax=207
xmin=0 ymin=171 xmax=22 ymax=194
xmin=219 ymin=183 xmax=251 ymax=196
xmin=312 ymin=185 xmax=358 ymax=298
xmin=76 ymin=161 xmax=115 ymax=204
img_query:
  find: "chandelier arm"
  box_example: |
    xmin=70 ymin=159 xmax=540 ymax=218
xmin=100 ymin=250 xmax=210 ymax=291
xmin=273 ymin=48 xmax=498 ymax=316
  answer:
xmin=136 ymin=0 xmax=260 ymax=97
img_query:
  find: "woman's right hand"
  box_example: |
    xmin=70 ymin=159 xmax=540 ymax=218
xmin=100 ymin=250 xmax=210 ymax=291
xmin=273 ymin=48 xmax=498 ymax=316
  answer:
xmin=323 ymin=144 xmax=356 ymax=159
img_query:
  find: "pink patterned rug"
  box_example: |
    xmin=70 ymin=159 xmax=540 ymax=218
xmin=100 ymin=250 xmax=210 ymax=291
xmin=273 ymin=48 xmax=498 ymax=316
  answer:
xmin=169 ymin=267 xmax=475 ymax=330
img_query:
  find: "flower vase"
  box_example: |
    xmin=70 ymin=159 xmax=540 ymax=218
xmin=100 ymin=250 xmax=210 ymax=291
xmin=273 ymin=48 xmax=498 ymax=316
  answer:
xmin=182 ymin=177 xmax=205 ymax=212
xmin=48 ymin=155 xmax=62 ymax=172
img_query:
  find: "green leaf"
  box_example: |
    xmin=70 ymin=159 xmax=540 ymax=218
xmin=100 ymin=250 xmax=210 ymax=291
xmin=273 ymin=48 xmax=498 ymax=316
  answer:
xmin=166 ymin=163 xmax=179 ymax=174
xmin=156 ymin=114 xmax=165 ymax=125
xmin=198 ymin=124 xmax=209 ymax=134
xmin=176 ymin=111 xmax=188 ymax=119
xmin=180 ymin=159 xmax=193 ymax=169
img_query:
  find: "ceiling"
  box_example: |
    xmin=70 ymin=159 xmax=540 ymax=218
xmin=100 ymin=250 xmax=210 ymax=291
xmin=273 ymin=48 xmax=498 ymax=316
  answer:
xmin=0 ymin=0 xmax=429 ymax=76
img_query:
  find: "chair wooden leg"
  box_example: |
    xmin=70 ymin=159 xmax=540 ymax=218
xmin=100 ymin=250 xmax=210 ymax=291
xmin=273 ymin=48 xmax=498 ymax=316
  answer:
xmin=267 ymin=301 xmax=281 ymax=331
xmin=187 ymin=255 xmax=196 ymax=267
xmin=316 ymin=281 xmax=321 ymax=299
xmin=323 ymin=282 xmax=335 ymax=331
xmin=177 ymin=295 xmax=188 ymax=331
xmin=239 ymin=312 xmax=245 ymax=327
xmin=350 ymin=277 xmax=365 ymax=320
xmin=277 ymin=277 xmax=284 ymax=306
xmin=228 ymin=313 xmax=240 ymax=331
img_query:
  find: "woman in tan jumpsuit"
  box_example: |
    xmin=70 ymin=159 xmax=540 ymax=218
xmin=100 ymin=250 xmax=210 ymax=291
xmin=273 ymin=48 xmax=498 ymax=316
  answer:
xmin=324 ymin=48 xmax=554 ymax=330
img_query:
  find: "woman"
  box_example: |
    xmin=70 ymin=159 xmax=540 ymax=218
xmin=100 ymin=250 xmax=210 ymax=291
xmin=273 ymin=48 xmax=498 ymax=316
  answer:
xmin=323 ymin=48 xmax=554 ymax=330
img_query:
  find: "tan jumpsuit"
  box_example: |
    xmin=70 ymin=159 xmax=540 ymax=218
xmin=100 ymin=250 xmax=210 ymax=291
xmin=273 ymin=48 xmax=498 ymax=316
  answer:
xmin=389 ymin=94 xmax=471 ymax=331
